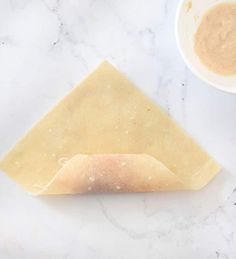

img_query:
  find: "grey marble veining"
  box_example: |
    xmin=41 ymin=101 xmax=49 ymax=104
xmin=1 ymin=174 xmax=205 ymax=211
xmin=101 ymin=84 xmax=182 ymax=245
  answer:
xmin=0 ymin=0 xmax=236 ymax=258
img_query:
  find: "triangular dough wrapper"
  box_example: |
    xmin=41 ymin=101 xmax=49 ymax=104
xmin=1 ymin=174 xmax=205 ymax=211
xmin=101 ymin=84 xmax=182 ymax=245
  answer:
xmin=0 ymin=61 xmax=220 ymax=195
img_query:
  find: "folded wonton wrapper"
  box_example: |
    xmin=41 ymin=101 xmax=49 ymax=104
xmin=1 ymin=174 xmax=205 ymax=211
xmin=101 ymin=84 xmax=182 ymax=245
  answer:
xmin=0 ymin=62 xmax=221 ymax=195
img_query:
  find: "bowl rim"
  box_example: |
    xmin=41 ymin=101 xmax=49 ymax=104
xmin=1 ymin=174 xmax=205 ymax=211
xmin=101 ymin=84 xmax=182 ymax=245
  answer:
xmin=175 ymin=0 xmax=236 ymax=95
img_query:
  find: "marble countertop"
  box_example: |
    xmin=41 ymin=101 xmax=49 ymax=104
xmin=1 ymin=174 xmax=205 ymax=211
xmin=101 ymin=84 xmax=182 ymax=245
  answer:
xmin=0 ymin=0 xmax=236 ymax=258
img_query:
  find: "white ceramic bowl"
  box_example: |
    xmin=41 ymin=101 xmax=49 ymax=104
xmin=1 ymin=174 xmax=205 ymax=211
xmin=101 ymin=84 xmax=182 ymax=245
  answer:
xmin=175 ymin=0 xmax=236 ymax=94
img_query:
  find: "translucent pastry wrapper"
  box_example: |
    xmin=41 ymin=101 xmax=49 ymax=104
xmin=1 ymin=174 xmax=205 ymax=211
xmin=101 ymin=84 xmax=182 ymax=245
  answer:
xmin=0 ymin=62 xmax=221 ymax=195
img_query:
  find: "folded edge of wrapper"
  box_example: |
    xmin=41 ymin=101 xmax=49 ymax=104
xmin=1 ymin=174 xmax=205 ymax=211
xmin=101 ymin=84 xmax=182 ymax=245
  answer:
xmin=38 ymin=154 xmax=220 ymax=195
xmin=0 ymin=61 xmax=221 ymax=195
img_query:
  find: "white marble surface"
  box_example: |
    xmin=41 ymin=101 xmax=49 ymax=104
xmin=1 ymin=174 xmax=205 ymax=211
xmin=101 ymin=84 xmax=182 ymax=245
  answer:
xmin=0 ymin=0 xmax=236 ymax=258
